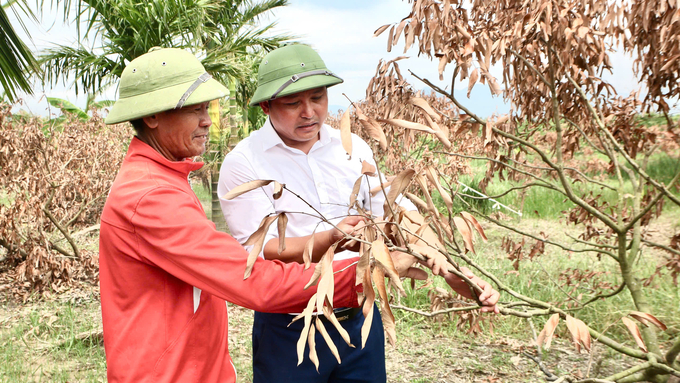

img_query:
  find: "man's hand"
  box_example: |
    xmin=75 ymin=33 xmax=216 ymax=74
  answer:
xmin=444 ymin=267 xmax=500 ymax=314
xmin=417 ymin=248 xmax=450 ymax=277
xmin=332 ymin=215 xmax=365 ymax=252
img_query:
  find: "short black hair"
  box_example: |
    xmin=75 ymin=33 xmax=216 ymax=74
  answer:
xmin=129 ymin=119 xmax=147 ymax=134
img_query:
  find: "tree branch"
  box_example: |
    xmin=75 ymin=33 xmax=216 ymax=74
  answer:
xmin=43 ymin=188 xmax=80 ymax=259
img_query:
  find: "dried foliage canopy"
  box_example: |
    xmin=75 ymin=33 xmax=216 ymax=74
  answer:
xmin=0 ymin=103 xmax=128 ymax=294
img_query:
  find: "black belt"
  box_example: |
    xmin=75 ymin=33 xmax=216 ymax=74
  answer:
xmin=319 ymin=307 xmax=362 ymax=323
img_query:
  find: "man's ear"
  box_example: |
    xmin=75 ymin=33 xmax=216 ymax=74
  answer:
xmin=142 ymin=114 xmax=160 ymax=130
xmin=259 ymin=101 xmax=271 ymax=115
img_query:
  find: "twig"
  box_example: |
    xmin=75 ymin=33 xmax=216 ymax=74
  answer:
xmin=390 ymin=303 xmax=482 ymax=317
xmin=522 ymin=351 xmax=559 ymax=381
xmin=475 ymin=206 xmax=619 ymax=261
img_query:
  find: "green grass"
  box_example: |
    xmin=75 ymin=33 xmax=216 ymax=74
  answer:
xmin=446 ymin=152 xmax=680 ymax=220
xmin=392 ymin=213 xmax=680 ymax=352
xmin=0 ymin=297 xmax=106 ymax=383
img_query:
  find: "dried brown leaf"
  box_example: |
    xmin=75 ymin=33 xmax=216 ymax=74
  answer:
xmin=622 ymin=317 xmax=648 ymax=352
xmin=460 ymin=211 xmax=487 ymax=241
xmin=386 ymin=169 xmax=415 ymax=209
xmin=315 ymin=319 xmax=341 ymax=363
xmin=277 ymin=213 xmax=288 ymax=255
xmin=361 ymin=263 xmax=376 ymax=349
xmin=629 ymin=311 xmax=667 ymax=331
xmin=361 ymin=161 xmax=377 ymax=176
xmin=467 ymin=68 xmax=479 ymax=98
xmin=223 ymin=179 xmax=277 ymax=200
xmin=536 ymin=313 xmax=560 ymax=349
xmin=374 ymin=24 xmax=391 ymax=37
xmin=453 ymin=216 xmax=475 ymax=254
xmin=243 ymin=215 xmax=278 ymax=279
xmin=409 ymin=97 xmax=440 ymax=122
xmin=307 ymin=322 xmax=319 ymax=371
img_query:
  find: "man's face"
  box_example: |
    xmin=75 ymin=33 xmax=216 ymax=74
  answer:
xmin=260 ymin=87 xmax=329 ymax=153
xmin=144 ymin=102 xmax=212 ymax=161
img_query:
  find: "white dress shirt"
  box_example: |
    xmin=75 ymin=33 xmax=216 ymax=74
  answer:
xmin=218 ymin=118 xmax=414 ymax=261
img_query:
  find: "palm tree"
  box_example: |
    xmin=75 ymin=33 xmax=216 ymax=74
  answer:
xmin=39 ymin=0 xmax=294 ymax=231
xmin=39 ymin=0 xmax=292 ymax=97
xmin=0 ymin=0 xmax=40 ymax=102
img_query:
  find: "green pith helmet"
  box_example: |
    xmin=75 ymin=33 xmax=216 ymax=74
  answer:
xmin=106 ymin=47 xmax=229 ymax=125
xmin=249 ymin=44 xmax=343 ymax=107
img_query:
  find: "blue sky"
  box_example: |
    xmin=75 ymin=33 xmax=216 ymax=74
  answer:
xmin=7 ymin=0 xmax=640 ymax=118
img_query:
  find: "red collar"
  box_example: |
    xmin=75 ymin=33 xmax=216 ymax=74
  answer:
xmin=127 ymin=137 xmax=204 ymax=176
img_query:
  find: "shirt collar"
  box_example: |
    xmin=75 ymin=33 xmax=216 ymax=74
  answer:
xmin=259 ymin=117 xmax=333 ymax=153
xmin=127 ymin=137 xmax=203 ymax=176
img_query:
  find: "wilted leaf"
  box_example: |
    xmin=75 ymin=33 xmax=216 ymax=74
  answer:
xmin=223 ymin=179 xmax=276 ymax=200
xmin=322 ymin=297 xmax=354 ymax=347
xmin=629 ymin=311 xmax=667 ymax=331
xmin=303 ymin=228 xmax=316 ymax=269
xmin=453 ymin=216 xmax=475 ymax=254
xmin=315 ymin=319 xmax=341 ymax=363
xmin=386 ymin=169 xmax=415 ymax=209
xmin=348 ymin=176 xmax=363 ymax=211
xmin=565 ymin=315 xmax=592 ymax=353
xmin=273 ymin=182 xmax=284 ymax=200
xmin=361 ymin=161 xmax=377 ymax=176
xmin=460 ymin=211 xmax=487 ymax=241
xmin=374 ymin=23 xmax=391 ymax=37
xmin=622 ymin=317 xmax=648 ymax=352
xmin=379 ymin=118 xmax=435 ymax=133
xmin=243 ymin=215 xmax=278 ymax=279
xmin=404 ymin=192 xmax=428 ymax=211
xmin=355 ymin=248 xmax=371 ymax=286
xmin=356 ymin=106 xmax=388 ymax=150
xmin=371 ymin=238 xmax=405 ymax=295
xmin=536 ymin=313 xmax=560 ymax=349
xmin=467 ymin=68 xmax=479 ymax=98
xmin=304 ymin=262 xmax=323 ymax=290
xmin=295 ymin=293 xmax=317 ymax=366
xmin=307 ymin=322 xmax=319 ymax=371
xmin=425 ymin=167 xmax=452 ymax=212
xmin=277 ymin=213 xmax=288 ymax=255
xmin=316 ymin=246 xmax=336 ymax=313
xmin=373 ymin=267 xmax=396 ymax=346
xmin=361 ymin=263 xmax=376 ymax=349
xmin=340 ymin=108 xmax=352 ymax=158
xmin=409 ymin=97 xmax=440 ymax=121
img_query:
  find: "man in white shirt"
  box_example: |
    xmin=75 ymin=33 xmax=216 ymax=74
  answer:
xmin=218 ymin=44 xmax=499 ymax=383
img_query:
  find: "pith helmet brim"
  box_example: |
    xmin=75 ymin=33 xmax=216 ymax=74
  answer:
xmin=249 ymin=44 xmax=343 ymax=107
xmin=106 ymin=78 xmax=228 ymax=124
xmin=249 ymin=73 xmax=342 ymax=107
xmin=105 ymin=48 xmax=229 ymax=125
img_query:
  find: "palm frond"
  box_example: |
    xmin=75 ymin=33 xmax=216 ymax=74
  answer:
xmin=0 ymin=3 xmax=39 ymax=102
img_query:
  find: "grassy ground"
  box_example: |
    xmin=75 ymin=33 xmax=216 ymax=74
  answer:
xmin=0 ymin=185 xmax=678 ymax=382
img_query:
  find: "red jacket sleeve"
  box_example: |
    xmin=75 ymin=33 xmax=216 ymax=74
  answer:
xmin=129 ymin=186 xmax=360 ymax=313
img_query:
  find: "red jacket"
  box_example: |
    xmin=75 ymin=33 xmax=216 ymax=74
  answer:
xmin=99 ymin=138 xmax=360 ymax=383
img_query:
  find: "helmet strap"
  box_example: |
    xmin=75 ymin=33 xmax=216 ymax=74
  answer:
xmin=175 ymin=72 xmax=212 ymax=109
xmin=269 ymin=70 xmax=341 ymax=100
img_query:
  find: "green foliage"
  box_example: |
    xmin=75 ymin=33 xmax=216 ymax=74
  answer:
xmin=0 ymin=1 xmax=41 ymax=102
xmin=39 ymin=0 xmax=294 ymax=99
xmin=46 ymin=97 xmax=89 ymax=121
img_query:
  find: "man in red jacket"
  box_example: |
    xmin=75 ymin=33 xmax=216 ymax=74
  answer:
xmin=99 ymin=47 xmax=421 ymax=383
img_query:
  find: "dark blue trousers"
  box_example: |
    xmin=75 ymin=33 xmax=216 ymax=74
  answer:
xmin=252 ymin=304 xmax=386 ymax=383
